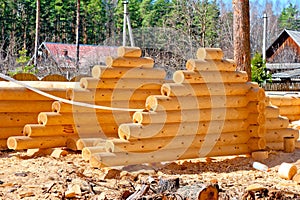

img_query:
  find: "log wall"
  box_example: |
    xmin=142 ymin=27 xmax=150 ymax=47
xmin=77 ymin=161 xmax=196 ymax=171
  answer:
xmin=2 ymin=47 xmax=298 ymax=167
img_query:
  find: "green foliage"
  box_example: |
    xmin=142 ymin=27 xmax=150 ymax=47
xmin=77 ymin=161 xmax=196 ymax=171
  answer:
xmin=8 ymin=48 xmax=36 ymax=76
xmin=251 ymin=52 xmax=271 ymax=85
xmin=279 ymin=3 xmax=300 ymax=30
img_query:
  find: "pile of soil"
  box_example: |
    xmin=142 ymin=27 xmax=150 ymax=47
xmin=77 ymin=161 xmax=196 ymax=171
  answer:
xmin=0 ymin=149 xmax=299 ymax=199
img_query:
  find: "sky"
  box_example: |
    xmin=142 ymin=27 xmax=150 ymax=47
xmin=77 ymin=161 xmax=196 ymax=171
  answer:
xmin=220 ymin=0 xmax=300 ymax=14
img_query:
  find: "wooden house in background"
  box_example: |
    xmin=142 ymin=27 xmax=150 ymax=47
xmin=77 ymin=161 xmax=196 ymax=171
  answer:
xmin=36 ymin=42 xmax=117 ymax=78
xmin=265 ymin=29 xmax=300 ymax=91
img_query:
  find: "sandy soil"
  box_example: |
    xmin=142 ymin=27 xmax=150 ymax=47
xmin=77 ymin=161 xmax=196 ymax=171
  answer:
xmin=0 ymin=149 xmax=299 ymax=199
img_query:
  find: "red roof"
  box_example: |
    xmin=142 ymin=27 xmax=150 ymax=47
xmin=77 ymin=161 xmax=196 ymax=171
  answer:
xmin=42 ymin=42 xmax=118 ymax=66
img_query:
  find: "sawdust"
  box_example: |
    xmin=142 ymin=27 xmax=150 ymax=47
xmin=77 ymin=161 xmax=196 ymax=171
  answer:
xmin=0 ymin=149 xmax=299 ymax=199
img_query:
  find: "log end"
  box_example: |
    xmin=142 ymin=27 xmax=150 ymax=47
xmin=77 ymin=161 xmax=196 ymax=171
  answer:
xmin=118 ymin=124 xmax=130 ymax=140
xmin=173 ymin=71 xmax=185 ymax=84
xmin=7 ymin=137 xmax=18 ymax=150
xmin=117 ymin=46 xmax=142 ymax=58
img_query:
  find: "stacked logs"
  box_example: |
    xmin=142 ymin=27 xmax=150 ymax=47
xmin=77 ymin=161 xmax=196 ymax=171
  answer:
xmin=7 ymin=47 xmax=166 ymax=151
xmin=264 ymin=97 xmax=299 ymax=151
xmin=267 ymin=93 xmax=300 ymax=121
xmin=88 ymin=48 xmax=271 ymax=168
xmin=0 ymin=81 xmax=75 ymax=149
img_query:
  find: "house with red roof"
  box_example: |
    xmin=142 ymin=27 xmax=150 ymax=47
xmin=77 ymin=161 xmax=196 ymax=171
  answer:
xmin=37 ymin=42 xmax=117 ymax=77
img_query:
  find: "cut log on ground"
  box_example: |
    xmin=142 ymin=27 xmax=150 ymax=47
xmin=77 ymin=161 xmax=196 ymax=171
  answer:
xmin=176 ymin=184 xmax=219 ymax=200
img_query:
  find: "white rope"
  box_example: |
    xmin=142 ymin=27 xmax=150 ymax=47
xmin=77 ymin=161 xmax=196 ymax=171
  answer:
xmin=0 ymin=73 xmax=144 ymax=112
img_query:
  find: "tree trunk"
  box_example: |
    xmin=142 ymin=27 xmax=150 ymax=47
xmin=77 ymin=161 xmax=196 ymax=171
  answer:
xmin=233 ymin=0 xmax=251 ymax=80
xmin=34 ymin=0 xmax=40 ymax=68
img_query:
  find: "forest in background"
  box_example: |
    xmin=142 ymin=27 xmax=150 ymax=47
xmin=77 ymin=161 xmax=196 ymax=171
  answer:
xmin=0 ymin=0 xmax=299 ymax=75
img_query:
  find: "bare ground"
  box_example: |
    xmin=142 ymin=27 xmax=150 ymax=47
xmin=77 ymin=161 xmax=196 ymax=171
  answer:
xmin=0 ymin=149 xmax=299 ymax=200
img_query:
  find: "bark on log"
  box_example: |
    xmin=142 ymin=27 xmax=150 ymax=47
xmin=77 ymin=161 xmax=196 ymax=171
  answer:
xmin=118 ymin=120 xmax=248 ymax=140
xmin=197 ymin=48 xmax=224 ymax=60
xmin=80 ymin=77 xmax=163 ymax=90
xmin=92 ymin=65 xmax=165 ymax=79
xmin=41 ymin=74 xmax=68 ymax=81
xmin=145 ymin=95 xmax=250 ymax=111
xmin=132 ymin=108 xmax=249 ymax=124
xmin=106 ymin=56 xmax=154 ymax=68
xmin=12 ymin=73 xmax=39 ymax=81
xmin=161 ymin=82 xmax=255 ymax=97
xmin=173 ymin=70 xmax=248 ymax=84
xmin=186 ymin=59 xmax=236 ymax=71
xmin=117 ymin=46 xmax=142 ymax=58
xmin=176 ymin=184 xmax=219 ymax=200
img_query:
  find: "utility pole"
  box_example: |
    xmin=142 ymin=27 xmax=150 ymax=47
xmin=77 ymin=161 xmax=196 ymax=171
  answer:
xmin=34 ymin=0 xmax=40 ymax=69
xmin=122 ymin=0 xmax=134 ymax=47
xmin=75 ymin=0 xmax=80 ymax=72
xmin=262 ymin=13 xmax=268 ymax=61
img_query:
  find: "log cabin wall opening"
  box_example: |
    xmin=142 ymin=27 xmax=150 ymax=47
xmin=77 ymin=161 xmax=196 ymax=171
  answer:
xmin=265 ymin=29 xmax=300 ymax=91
